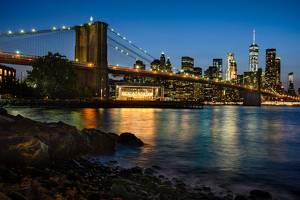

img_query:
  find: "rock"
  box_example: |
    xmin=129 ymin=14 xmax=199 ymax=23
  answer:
xmin=138 ymin=177 xmax=151 ymax=185
xmin=122 ymin=192 xmax=145 ymax=200
xmin=0 ymin=136 xmax=49 ymax=168
xmin=203 ymin=186 xmax=211 ymax=192
xmin=0 ymin=115 xmax=16 ymax=131
xmin=144 ymin=168 xmax=156 ymax=175
xmin=130 ymin=166 xmax=143 ymax=175
xmin=0 ymin=192 xmax=11 ymax=200
xmin=157 ymin=185 xmax=175 ymax=195
xmin=249 ymin=190 xmax=272 ymax=200
xmin=161 ymin=181 xmax=172 ymax=186
xmin=119 ymin=169 xmax=132 ymax=179
xmin=234 ymin=194 xmax=248 ymax=200
xmin=82 ymin=128 xmax=116 ymax=153
xmin=146 ymin=182 xmax=158 ymax=190
xmin=5 ymin=191 xmax=27 ymax=200
xmin=110 ymin=185 xmax=128 ymax=195
xmin=111 ymin=179 xmax=131 ymax=186
xmin=117 ymin=132 xmax=144 ymax=146
xmin=85 ymin=192 xmax=102 ymax=200
xmin=10 ymin=118 xmax=40 ymax=137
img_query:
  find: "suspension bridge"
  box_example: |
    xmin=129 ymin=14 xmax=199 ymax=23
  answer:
xmin=0 ymin=21 xmax=293 ymax=105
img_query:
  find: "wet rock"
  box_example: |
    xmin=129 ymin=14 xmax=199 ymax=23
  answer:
xmin=138 ymin=177 xmax=152 ymax=185
xmin=110 ymin=185 xmax=128 ymax=195
xmin=117 ymin=132 xmax=144 ymax=146
xmin=5 ymin=191 xmax=27 ymax=200
xmin=0 ymin=192 xmax=11 ymax=200
xmin=161 ymin=181 xmax=172 ymax=186
xmin=203 ymin=186 xmax=211 ymax=192
xmin=144 ymin=168 xmax=157 ymax=175
xmin=249 ymin=190 xmax=272 ymax=200
xmin=0 ymin=136 xmax=49 ymax=168
xmin=146 ymin=182 xmax=158 ymax=190
xmin=111 ymin=179 xmax=132 ymax=186
xmin=82 ymin=128 xmax=116 ymax=153
xmin=0 ymin=115 xmax=15 ymax=131
xmin=130 ymin=166 xmax=143 ymax=175
xmin=119 ymin=169 xmax=132 ymax=179
xmin=234 ymin=194 xmax=248 ymax=200
xmin=157 ymin=185 xmax=175 ymax=195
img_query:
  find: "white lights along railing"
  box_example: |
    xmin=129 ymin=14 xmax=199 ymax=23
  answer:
xmin=0 ymin=26 xmax=74 ymax=37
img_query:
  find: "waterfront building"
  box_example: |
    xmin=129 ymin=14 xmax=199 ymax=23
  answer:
xmin=115 ymin=83 xmax=163 ymax=100
xmin=213 ymin=59 xmax=223 ymax=79
xmin=249 ymin=29 xmax=259 ymax=72
xmin=225 ymin=53 xmax=237 ymax=81
xmin=236 ymin=74 xmax=244 ymax=85
xmin=287 ymin=72 xmax=296 ymax=96
xmin=0 ymin=64 xmax=16 ymax=82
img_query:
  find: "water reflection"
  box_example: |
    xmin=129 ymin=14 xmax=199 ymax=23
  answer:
xmin=6 ymin=106 xmax=300 ymax=197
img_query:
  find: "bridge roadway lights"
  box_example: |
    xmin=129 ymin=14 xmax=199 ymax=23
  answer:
xmin=243 ymin=90 xmax=261 ymax=106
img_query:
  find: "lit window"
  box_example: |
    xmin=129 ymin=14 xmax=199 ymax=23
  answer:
xmin=4 ymin=70 xmax=7 ymax=76
xmin=0 ymin=69 xmax=2 ymax=75
xmin=13 ymin=72 xmax=15 ymax=76
xmin=0 ymin=76 xmax=2 ymax=82
xmin=9 ymin=71 xmax=11 ymax=75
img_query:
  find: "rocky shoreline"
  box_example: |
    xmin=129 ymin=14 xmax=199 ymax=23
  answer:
xmin=0 ymin=108 xmax=276 ymax=200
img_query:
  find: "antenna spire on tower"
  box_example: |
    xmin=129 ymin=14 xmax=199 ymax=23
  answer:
xmin=253 ymin=28 xmax=255 ymax=45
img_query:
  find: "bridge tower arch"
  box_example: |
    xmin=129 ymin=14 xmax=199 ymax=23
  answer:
xmin=74 ymin=21 xmax=109 ymax=99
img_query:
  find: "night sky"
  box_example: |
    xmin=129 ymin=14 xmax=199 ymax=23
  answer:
xmin=1 ymin=0 xmax=300 ymax=91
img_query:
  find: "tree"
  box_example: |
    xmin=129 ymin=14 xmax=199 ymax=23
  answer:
xmin=27 ymin=52 xmax=79 ymax=99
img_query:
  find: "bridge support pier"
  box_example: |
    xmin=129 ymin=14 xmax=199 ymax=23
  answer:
xmin=243 ymin=68 xmax=262 ymax=106
xmin=243 ymin=90 xmax=261 ymax=106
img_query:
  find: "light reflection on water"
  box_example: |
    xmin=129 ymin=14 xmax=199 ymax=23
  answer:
xmin=6 ymin=106 xmax=300 ymax=199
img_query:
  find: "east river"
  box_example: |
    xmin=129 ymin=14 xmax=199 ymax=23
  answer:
xmin=7 ymin=106 xmax=300 ymax=199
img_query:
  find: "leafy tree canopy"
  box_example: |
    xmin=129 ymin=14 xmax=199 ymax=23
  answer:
xmin=27 ymin=52 xmax=79 ymax=99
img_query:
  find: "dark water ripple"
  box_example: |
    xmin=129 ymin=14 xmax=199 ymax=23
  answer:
xmin=7 ymin=106 xmax=300 ymax=199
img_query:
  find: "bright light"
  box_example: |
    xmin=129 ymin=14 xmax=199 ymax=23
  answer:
xmin=68 ymin=27 xmax=70 ymax=30
xmin=32 ymin=29 xmax=35 ymax=32
xmin=121 ymin=50 xmax=123 ymax=52
xmin=53 ymin=27 xmax=56 ymax=30
xmin=16 ymin=51 xmax=20 ymax=54
xmin=117 ymin=33 xmax=120 ymax=35
xmin=144 ymin=51 xmax=146 ymax=53
xmin=126 ymin=53 xmax=128 ymax=55
xmin=75 ymin=59 xmax=78 ymax=61
xmin=63 ymin=26 xmax=66 ymax=29
xmin=115 ymin=47 xmax=118 ymax=49
xmin=8 ymin=31 xmax=12 ymax=34
xmin=129 ymin=41 xmax=131 ymax=43
xmin=123 ymin=37 xmax=126 ymax=40
xmin=20 ymin=30 xmax=24 ymax=33
xmin=111 ymin=29 xmax=114 ymax=31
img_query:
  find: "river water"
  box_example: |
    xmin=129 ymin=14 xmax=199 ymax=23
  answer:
xmin=6 ymin=106 xmax=300 ymax=199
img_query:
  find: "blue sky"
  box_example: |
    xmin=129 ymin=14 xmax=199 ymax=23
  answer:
xmin=1 ymin=0 xmax=300 ymax=91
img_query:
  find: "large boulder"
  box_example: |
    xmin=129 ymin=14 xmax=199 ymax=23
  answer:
xmin=117 ymin=132 xmax=144 ymax=146
xmin=82 ymin=128 xmax=116 ymax=153
xmin=0 ymin=115 xmax=16 ymax=131
xmin=0 ymin=136 xmax=49 ymax=168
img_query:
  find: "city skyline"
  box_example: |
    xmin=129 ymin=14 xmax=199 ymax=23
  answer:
xmin=1 ymin=0 xmax=300 ymax=90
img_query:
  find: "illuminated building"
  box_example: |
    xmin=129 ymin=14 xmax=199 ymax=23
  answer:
xmin=193 ymin=67 xmax=202 ymax=77
xmin=165 ymin=56 xmax=172 ymax=72
xmin=249 ymin=29 xmax=259 ymax=72
xmin=115 ymin=84 xmax=163 ymax=100
xmin=265 ymin=49 xmax=282 ymax=93
xmin=0 ymin=64 xmax=16 ymax=83
xmin=225 ymin=53 xmax=237 ymax=81
xmin=181 ymin=56 xmax=194 ymax=72
xmin=213 ymin=59 xmax=222 ymax=79
xmin=298 ymin=88 xmax=300 ymax=97
xmin=150 ymin=59 xmax=160 ymax=71
xmin=287 ymin=72 xmax=296 ymax=96
xmin=236 ymin=74 xmax=244 ymax=85
xmin=134 ymin=60 xmax=145 ymax=70
xmin=204 ymin=66 xmax=217 ymax=79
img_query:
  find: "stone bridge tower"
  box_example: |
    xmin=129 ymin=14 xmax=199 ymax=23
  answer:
xmin=74 ymin=21 xmax=109 ymax=99
xmin=243 ymin=68 xmax=262 ymax=106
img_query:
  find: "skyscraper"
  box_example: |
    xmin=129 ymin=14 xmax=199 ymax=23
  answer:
xmin=287 ymin=72 xmax=296 ymax=96
xmin=265 ymin=49 xmax=282 ymax=93
xmin=225 ymin=53 xmax=237 ymax=81
xmin=249 ymin=29 xmax=259 ymax=72
xmin=213 ymin=59 xmax=222 ymax=79
xmin=181 ymin=56 xmax=194 ymax=71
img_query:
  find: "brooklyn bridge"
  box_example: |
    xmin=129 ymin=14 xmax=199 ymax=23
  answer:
xmin=0 ymin=21 xmax=292 ymax=106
